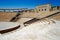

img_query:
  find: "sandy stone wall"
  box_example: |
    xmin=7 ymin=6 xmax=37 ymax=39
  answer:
xmin=0 ymin=12 xmax=17 ymax=22
xmin=49 ymin=13 xmax=60 ymax=21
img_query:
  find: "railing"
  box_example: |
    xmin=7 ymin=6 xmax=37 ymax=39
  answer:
xmin=0 ymin=8 xmax=28 ymax=12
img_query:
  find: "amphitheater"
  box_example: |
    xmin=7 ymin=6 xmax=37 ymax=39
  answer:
xmin=0 ymin=3 xmax=60 ymax=40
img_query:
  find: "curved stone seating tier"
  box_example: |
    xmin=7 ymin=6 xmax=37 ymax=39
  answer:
xmin=24 ymin=18 xmax=40 ymax=26
xmin=0 ymin=22 xmax=20 ymax=34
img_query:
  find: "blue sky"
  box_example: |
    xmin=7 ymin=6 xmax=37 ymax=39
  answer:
xmin=0 ymin=0 xmax=60 ymax=9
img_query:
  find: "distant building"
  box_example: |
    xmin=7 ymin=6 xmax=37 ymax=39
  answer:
xmin=51 ymin=6 xmax=60 ymax=11
xmin=22 ymin=3 xmax=60 ymax=13
xmin=35 ymin=4 xmax=51 ymax=13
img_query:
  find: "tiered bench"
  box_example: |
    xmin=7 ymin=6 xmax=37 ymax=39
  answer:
xmin=0 ymin=22 xmax=20 ymax=34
